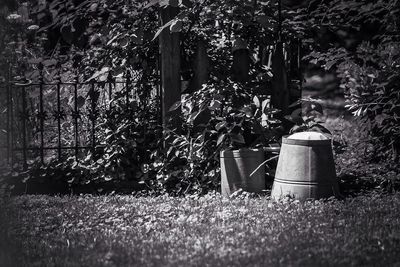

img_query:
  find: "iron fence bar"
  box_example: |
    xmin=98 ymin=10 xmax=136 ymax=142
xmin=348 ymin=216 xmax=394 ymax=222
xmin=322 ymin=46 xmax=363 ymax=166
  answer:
xmin=21 ymin=85 xmax=28 ymax=170
xmin=6 ymin=63 xmax=11 ymax=164
xmin=74 ymin=76 xmax=79 ymax=160
xmin=108 ymin=72 xmax=113 ymax=108
xmin=158 ymin=51 xmax=162 ymax=124
xmin=9 ymin=65 xmax=14 ymax=170
xmin=39 ymin=64 xmax=45 ymax=164
xmin=90 ymin=82 xmax=96 ymax=154
xmin=57 ymin=80 xmax=62 ymax=159
xmin=125 ymin=71 xmax=131 ymax=105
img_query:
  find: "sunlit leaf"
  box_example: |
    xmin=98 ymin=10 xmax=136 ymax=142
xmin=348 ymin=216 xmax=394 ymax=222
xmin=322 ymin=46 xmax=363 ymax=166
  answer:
xmin=170 ymin=20 xmax=182 ymax=32
xmin=217 ymin=133 xmax=226 ymax=146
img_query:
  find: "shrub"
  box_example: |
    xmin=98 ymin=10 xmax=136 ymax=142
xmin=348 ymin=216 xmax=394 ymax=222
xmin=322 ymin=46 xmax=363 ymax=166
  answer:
xmin=149 ymin=78 xmax=284 ymax=195
xmin=305 ymin=0 xmax=400 ymax=163
xmin=340 ymin=42 xmax=400 ymax=162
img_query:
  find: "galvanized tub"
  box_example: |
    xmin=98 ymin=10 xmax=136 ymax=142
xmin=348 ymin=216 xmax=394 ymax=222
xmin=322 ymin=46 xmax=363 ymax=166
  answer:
xmin=220 ymin=148 xmax=265 ymax=197
xmin=271 ymin=132 xmax=340 ymax=200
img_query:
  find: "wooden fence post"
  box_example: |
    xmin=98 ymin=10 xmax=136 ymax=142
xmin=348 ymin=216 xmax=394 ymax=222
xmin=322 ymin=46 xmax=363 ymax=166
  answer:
xmin=271 ymin=0 xmax=290 ymax=116
xmin=231 ymin=38 xmax=251 ymax=83
xmin=271 ymin=41 xmax=290 ymax=116
xmin=159 ymin=6 xmax=181 ymax=130
xmin=188 ymin=38 xmax=209 ymax=92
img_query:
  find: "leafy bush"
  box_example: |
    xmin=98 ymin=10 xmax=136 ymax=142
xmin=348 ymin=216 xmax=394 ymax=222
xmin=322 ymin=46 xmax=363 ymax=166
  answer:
xmin=1 ymin=0 xmax=307 ymax=195
xmin=6 ymin=0 xmax=400 ymax=196
xmin=285 ymin=97 xmax=331 ymax=135
xmin=305 ymin=0 xmax=400 ymax=163
xmin=5 ymin=78 xmax=285 ymax=195
xmin=82 ymin=91 xmax=162 ymax=184
xmin=340 ymin=42 xmax=400 ymax=162
xmin=149 ymin=78 xmax=284 ymax=195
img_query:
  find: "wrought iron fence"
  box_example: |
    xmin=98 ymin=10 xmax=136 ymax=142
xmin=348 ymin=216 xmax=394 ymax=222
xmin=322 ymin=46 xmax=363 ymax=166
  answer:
xmin=0 ymin=68 xmax=161 ymax=171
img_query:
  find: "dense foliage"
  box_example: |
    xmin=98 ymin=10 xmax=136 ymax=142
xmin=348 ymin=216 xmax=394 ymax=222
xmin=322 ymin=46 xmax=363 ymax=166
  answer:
xmin=304 ymin=0 xmax=400 ymax=162
xmin=1 ymin=0 xmax=399 ymax=195
xmin=0 ymin=0 xmax=300 ymax=194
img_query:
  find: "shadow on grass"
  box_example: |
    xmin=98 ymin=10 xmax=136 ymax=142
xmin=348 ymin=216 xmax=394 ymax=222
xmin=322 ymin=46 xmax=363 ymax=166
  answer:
xmin=339 ymin=171 xmax=400 ymax=198
xmin=0 ymin=213 xmax=24 ymax=267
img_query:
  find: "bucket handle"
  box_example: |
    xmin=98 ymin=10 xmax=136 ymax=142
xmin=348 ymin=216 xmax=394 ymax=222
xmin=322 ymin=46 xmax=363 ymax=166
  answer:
xmin=250 ymin=155 xmax=279 ymax=177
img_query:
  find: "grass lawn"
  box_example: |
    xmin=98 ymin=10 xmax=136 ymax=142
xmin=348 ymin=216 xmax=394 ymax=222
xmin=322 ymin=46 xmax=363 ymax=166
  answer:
xmin=1 ymin=193 xmax=400 ymax=266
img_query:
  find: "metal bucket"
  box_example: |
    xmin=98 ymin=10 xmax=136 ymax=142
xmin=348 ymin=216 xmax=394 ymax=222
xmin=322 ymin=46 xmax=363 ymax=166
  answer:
xmin=220 ymin=148 xmax=265 ymax=196
xmin=271 ymin=133 xmax=339 ymax=200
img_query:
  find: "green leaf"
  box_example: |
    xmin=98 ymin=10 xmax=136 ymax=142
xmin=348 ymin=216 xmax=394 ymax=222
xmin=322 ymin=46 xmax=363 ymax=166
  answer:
xmin=324 ymin=60 xmax=336 ymax=70
xmin=217 ymin=133 xmax=226 ymax=146
xmin=152 ymin=19 xmax=176 ymax=41
xmin=119 ymin=35 xmax=130 ymax=48
xmin=27 ymin=57 xmax=43 ymax=64
xmin=167 ymin=146 xmax=174 ymax=158
xmin=42 ymin=59 xmax=58 ymax=66
xmin=169 ymin=100 xmax=181 ymax=112
xmin=215 ymin=121 xmax=227 ymax=131
xmin=209 ymin=100 xmax=222 ymax=111
xmin=289 ymin=108 xmax=303 ymax=124
xmin=253 ymin=96 xmax=260 ymax=108
xmin=289 ymin=100 xmax=301 ymax=108
xmin=189 ymin=110 xmax=200 ymax=123
xmin=241 ymin=106 xmax=253 ymax=117
xmin=104 ymin=176 xmax=113 ymax=181
xmin=310 ymin=102 xmax=323 ymax=114
xmin=231 ymin=133 xmax=245 ymax=144
xmin=172 ymin=137 xmax=183 ymax=145
xmin=310 ymin=124 xmax=331 ymax=135
xmin=170 ymin=20 xmax=183 ymax=32
xmin=144 ymin=0 xmax=161 ymax=8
